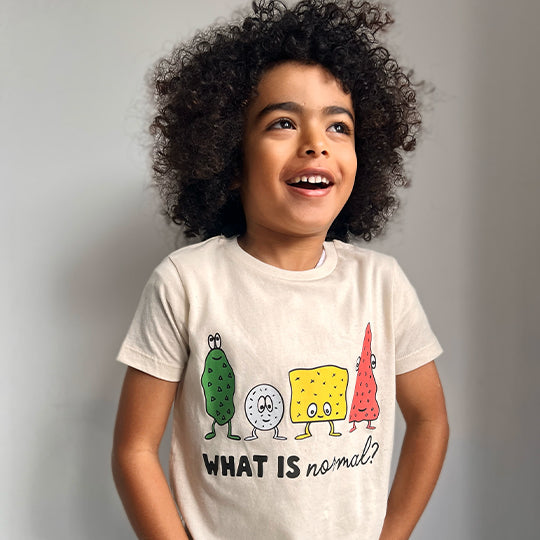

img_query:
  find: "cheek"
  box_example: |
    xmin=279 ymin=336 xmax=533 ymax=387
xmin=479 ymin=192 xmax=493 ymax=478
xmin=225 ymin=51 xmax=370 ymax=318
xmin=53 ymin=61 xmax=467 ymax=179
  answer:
xmin=348 ymin=147 xmax=358 ymax=174
xmin=344 ymin=151 xmax=358 ymax=188
xmin=242 ymin=146 xmax=275 ymax=194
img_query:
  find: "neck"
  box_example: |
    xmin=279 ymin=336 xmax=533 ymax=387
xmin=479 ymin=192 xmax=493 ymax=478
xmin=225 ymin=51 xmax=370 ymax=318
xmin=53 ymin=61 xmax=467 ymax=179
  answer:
xmin=237 ymin=230 xmax=326 ymax=271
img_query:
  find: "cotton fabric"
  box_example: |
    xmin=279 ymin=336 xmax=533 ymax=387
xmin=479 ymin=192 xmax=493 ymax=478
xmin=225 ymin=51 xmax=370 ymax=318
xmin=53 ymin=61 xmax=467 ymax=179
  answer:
xmin=117 ymin=236 xmax=442 ymax=540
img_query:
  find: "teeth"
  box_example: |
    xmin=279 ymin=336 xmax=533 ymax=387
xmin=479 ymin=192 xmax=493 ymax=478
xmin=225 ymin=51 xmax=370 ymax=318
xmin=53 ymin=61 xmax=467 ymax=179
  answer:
xmin=290 ymin=175 xmax=330 ymax=185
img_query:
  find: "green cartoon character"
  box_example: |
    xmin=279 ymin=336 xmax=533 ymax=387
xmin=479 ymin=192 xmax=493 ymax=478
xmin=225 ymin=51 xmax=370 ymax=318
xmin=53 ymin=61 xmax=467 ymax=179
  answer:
xmin=201 ymin=333 xmax=240 ymax=440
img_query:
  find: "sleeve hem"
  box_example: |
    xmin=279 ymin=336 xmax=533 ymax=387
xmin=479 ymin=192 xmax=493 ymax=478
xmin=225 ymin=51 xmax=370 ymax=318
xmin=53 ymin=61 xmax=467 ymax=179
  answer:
xmin=116 ymin=346 xmax=182 ymax=382
xmin=395 ymin=340 xmax=443 ymax=376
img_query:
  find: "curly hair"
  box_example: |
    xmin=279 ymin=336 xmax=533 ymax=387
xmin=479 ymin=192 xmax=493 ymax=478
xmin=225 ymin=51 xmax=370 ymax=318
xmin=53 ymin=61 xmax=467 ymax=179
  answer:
xmin=150 ymin=0 xmax=422 ymax=241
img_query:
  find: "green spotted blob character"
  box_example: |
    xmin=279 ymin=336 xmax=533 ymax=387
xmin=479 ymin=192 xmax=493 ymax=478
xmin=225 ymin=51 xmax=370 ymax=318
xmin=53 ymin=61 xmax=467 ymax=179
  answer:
xmin=201 ymin=333 xmax=240 ymax=441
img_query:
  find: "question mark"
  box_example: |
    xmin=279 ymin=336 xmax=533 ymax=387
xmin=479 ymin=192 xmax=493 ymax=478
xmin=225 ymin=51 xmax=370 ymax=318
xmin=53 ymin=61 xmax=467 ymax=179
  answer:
xmin=370 ymin=441 xmax=379 ymax=464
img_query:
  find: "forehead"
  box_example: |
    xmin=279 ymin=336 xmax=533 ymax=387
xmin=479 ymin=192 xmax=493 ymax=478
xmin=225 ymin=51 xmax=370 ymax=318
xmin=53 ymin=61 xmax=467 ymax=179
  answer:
xmin=247 ymin=61 xmax=353 ymax=115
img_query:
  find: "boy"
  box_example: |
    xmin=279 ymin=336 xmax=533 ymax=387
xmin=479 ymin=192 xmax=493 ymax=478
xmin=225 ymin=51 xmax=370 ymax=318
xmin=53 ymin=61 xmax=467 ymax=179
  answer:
xmin=112 ymin=2 xmax=448 ymax=538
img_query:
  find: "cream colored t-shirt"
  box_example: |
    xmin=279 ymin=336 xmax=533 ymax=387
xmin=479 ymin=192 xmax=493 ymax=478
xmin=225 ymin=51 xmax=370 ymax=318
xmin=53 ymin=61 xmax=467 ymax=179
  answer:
xmin=117 ymin=236 xmax=442 ymax=540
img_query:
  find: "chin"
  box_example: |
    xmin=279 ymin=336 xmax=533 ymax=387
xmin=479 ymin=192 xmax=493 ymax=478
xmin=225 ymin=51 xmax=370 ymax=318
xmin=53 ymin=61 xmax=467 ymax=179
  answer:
xmin=284 ymin=223 xmax=332 ymax=238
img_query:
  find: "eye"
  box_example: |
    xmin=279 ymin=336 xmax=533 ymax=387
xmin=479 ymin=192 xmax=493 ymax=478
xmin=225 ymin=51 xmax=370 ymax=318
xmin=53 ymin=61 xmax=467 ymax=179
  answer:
xmin=323 ymin=402 xmax=332 ymax=416
xmin=269 ymin=118 xmax=295 ymax=130
xmin=328 ymin=122 xmax=352 ymax=135
xmin=371 ymin=354 xmax=376 ymax=369
xmin=214 ymin=333 xmax=221 ymax=349
xmin=265 ymin=396 xmax=273 ymax=412
xmin=208 ymin=335 xmax=215 ymax=349
xmin=307 ymin=403 xmax=317 ymax=418
xmin=257 ymin=396 xmax=265 ymax=413
xmin=355 ymin=357 xmax=360 ymax=371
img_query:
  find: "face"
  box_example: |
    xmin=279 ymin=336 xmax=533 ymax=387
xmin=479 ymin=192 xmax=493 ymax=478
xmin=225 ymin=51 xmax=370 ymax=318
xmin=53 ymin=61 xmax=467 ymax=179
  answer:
xmin=244 ymin=384 xmax=285 ymax=431
xmin=241 ymin=62 xmax=357 ymax=241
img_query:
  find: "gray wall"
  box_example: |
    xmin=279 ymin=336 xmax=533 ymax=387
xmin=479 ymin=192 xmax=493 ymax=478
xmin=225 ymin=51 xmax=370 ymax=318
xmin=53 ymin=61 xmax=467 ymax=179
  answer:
xmin=2 ymin=1 xmax=539 ymax=538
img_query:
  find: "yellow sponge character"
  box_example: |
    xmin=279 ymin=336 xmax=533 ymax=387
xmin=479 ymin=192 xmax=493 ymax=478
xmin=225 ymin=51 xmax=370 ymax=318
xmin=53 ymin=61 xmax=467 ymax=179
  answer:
xmin=289 ymin=365 xmax=348 ymax=439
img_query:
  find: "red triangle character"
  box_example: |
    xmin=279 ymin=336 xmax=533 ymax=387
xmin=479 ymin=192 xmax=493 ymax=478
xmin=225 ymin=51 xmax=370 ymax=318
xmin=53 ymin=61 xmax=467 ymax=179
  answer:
xmin=349 ymin=323 xmax=379 ymax=431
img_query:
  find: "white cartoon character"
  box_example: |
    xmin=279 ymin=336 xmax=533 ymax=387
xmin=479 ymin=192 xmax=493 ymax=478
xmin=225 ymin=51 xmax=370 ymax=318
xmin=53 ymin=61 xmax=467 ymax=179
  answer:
xmin=244 ymin=384 xmax=286 ymax=441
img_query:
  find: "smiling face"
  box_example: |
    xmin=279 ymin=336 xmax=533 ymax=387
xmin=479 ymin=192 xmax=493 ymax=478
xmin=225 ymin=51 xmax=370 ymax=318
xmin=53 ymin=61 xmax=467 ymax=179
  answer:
xmin=240 ymin=62 xmax=357 ymax=242
xmin=244 ymin=384 xmax=285 ymax=431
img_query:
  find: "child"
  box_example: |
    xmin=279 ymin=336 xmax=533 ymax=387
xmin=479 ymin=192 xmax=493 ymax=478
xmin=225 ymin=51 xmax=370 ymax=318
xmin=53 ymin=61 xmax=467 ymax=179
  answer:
xmin=112 ymin=1 xmax=449 ymax=539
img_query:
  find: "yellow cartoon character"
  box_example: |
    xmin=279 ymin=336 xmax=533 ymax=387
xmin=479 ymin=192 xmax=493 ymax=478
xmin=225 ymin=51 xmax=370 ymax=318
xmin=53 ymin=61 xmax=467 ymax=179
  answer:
xmin=289 ymin=365 xmax=349 ymax=440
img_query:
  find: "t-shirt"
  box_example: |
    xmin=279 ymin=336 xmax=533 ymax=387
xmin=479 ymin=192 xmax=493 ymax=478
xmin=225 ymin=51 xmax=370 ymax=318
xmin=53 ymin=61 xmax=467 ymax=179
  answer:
xmin=117 ymin=235 xmax=442 ymax=540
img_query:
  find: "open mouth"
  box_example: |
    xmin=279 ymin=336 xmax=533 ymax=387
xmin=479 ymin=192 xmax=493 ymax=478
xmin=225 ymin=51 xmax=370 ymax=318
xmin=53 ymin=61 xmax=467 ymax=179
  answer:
xmin=286 ymin=175 xmax=332 ymax=190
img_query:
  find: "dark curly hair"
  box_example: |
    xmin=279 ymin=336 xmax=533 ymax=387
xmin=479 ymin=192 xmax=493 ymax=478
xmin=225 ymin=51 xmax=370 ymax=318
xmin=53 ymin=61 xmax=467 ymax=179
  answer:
xmin=150 ymin=0 xmax=422 ymax=241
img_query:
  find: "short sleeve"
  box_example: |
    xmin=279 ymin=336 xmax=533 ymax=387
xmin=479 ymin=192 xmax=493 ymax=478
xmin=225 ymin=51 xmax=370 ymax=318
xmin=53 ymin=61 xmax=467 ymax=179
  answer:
xmin=392 ymin=259 xmax=443 ymax=375
xmin=116 ymin=257 xmax=189 ymax=382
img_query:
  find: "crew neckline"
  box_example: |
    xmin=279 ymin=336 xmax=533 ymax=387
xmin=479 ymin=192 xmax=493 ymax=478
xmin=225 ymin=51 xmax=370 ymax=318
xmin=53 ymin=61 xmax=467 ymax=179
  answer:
xmin=226 ymin=236 xmax=338 ymax=281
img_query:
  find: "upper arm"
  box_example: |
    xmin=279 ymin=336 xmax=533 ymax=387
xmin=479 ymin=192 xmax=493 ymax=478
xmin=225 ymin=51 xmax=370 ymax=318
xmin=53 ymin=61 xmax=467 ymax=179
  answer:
xmin=396 ymin=361 xmax=448 ymax=427
xmin=113 ymin=367 xmax=179 ymax=456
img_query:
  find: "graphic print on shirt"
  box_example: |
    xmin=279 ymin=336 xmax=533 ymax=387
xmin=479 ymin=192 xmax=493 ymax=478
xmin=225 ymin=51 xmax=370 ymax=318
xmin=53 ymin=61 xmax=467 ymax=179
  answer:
xmin=349 ymin=323 xmax=380 ymax=431
xmin=201 ymin=333 xmax=241 ymax=440
xmin=289 ymin=365 xmax=349 ymax=439
xmin=244 ymin=384 xmax=287 ymax=441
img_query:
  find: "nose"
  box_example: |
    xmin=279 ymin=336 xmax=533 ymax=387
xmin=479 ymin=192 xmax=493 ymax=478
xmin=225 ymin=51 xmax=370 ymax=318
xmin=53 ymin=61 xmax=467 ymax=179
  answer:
xmin=299 ymin=126 xmax=328 ymax=157
xmin=304 ymin=144 xmax=328 ymax=157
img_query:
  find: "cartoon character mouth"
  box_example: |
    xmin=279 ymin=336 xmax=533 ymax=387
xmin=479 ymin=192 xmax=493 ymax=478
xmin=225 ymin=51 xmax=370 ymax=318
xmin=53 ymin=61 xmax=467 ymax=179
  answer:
xmin=286 ymin=175 xmax=332 ymax=190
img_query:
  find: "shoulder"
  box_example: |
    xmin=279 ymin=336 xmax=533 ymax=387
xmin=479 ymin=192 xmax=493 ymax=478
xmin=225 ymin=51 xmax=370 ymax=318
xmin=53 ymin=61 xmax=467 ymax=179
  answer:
xmin=332 ymin=240 xmax=398 ymax=274
xmin=164 ymin=235 xmax=231 ymax=272
xmin=142 ymin=236 xmax=228 ymax=292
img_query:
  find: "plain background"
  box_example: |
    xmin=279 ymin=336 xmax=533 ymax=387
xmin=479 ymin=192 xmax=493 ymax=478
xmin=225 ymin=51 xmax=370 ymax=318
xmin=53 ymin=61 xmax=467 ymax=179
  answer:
xmin=2 ymin=0 xmax=539 ymax=538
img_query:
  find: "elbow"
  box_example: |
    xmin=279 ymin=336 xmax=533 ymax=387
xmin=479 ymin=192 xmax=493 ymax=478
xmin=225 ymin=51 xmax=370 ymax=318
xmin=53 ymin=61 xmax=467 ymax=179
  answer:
xmin=434 ymin=402 xmax=450 ymax=445
xmin=110 ymin=441 xmax=137 ymax=487
xmin=426 ymin=410 xmax=450 ymax=455
xmin=111 ymin=441 xmax=159 ymax=482
xmin=405 ymin=408 xmax=450 ymax=449
xmin=442 ymin=414 xmax=450 ymax=448
xmin=111 ymin=444 xmax=127 ymax=488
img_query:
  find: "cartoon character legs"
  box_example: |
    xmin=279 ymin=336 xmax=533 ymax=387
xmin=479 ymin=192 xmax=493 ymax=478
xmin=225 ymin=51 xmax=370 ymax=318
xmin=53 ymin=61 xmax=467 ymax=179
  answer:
xmin=205 ymin=420 xmax=240 ymax=440
xmin=245 ymin=428 xmax=258 ymax=441
xmin=205 ymin=420 xmax=217 ymax=440
xmin=328 ymin=420 xmax=342 ymax=437
xmin=245 ymin=427 xmax=286 ymax=441
xmin=295 ymin=422 xmax=312 ymax=440
xmin=349 ymin=420 xmax=376 ymax=433
xmin=227 ymin=421 xmax=241 ymax=440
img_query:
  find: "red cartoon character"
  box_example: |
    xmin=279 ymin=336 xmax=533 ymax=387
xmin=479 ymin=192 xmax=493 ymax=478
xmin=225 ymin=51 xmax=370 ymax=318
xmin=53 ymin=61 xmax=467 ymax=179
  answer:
xmin=349 ymin=323 xmax=379 ymax=431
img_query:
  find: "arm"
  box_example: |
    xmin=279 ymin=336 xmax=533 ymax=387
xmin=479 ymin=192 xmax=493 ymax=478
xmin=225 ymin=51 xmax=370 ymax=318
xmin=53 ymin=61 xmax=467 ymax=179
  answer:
xmin=112 ymin=366 xmax=189 ymax=540
xmin=379 ymin=361 xmax=449 ymax=540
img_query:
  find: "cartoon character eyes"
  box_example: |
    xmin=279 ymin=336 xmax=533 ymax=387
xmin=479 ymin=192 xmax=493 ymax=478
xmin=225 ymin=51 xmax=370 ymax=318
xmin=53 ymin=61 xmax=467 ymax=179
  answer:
xmin=307 ymin=403 xmax=317 ymax=418
xmin=356 ymin=356 xmax=360 ymax=371
xmin=257 ymin=395 xmax=275 ymax=413
xmin=371 ymin=354 xmax=376 ymax=369
xmin=323 ymin=402 xmax=332 ymax=416
xmin=207 ymin=333 xmax=221 ymax=349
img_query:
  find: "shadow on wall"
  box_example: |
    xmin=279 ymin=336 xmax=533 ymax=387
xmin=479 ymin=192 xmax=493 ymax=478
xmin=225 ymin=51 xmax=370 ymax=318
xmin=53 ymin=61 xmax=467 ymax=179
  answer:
xmin=25 ymin=188 xmax=183 ymax=540
xmin=467 ymin=3 xmax=540 ymax=539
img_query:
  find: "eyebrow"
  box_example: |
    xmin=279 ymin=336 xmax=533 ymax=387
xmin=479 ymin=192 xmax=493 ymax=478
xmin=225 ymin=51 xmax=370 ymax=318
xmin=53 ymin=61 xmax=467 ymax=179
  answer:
xmin=256 ymin=101 xmax=355 ymax=123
